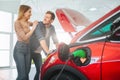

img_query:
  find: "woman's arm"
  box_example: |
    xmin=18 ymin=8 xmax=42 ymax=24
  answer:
xmin=15 ymin=21 xmax=38 ymax=41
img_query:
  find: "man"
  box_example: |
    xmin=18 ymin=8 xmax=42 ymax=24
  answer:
xmin=30 ymin=11 xmax=59 ymax=80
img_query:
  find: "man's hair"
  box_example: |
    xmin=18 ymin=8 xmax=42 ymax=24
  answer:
xmin=46 ymin=11 xmax=55 ymax=20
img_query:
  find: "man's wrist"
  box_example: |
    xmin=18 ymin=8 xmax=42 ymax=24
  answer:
xmin=47 ymin=50 xmax=51 ymax=54
xmin=47 ymin=50 xmax=54 ymax=56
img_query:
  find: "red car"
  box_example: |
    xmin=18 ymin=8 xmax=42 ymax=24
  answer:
xmin=40 ymin=6 xmax=120 ymax=80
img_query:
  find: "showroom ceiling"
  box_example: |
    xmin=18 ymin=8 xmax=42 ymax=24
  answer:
xmin=0 ymin=0 xmax=119 ymax=21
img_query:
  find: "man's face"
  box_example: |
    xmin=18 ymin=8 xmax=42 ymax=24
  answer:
xmin=43 ymin=13 xmax=53 ymax=25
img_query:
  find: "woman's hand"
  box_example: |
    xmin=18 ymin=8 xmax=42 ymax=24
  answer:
xmin=32 ymin=20 xmax=38 ymax=29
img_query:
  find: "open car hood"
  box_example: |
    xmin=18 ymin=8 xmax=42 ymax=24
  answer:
xmin=56 ymin=8 xmax=91 ymax=32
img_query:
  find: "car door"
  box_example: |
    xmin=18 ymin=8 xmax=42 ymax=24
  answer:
xmin=102 ymin=41 xmax=120 ymax=80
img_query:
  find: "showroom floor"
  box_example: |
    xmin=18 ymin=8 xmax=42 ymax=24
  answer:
xmin=0 ymin=66 xmax=36 ymax=80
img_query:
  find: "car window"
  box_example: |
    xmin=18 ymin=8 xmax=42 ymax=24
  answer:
xmin=80 ymin=12 xmax=120 ymax=41
xmin=91 ymin=23 xmax=112 ymax=36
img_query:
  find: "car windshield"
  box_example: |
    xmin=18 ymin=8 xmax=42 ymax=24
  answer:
xmin=79 ymin=12 xmax=120 ymax=41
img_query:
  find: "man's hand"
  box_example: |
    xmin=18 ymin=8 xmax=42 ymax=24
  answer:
xmin=46 ymin=49 xmax=56 ymax=57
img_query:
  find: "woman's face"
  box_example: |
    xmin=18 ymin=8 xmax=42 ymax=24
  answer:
xmin=24 ymin=8 xmax=32 ymax=20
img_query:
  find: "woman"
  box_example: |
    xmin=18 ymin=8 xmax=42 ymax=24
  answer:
xmin=13 ymin=5 xmax=38 ymax=80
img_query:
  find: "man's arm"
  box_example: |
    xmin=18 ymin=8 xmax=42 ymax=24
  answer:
xmin=34 ymin=23 xmax=50 ymax=54
xmin=51 ymin=26 xmax=59 ymax=48
xmin=40 ymin=40 xmax=49 ymax=54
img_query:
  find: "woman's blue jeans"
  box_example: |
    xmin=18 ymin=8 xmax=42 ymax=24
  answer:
xmin=13 ymin=41 xmax=31 ymax=80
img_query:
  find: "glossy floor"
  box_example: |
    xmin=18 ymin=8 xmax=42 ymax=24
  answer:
xmin=0 ymin=66 xmax=36 ymax=80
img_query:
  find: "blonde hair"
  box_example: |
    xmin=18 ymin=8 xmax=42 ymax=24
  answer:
xmin=17 ymin=5 xmax=31 ymax=20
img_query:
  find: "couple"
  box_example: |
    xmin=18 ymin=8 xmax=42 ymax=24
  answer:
xmin=13 ymin=5 xmax=59 ymax=80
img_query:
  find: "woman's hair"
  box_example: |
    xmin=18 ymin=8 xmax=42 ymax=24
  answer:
xmin=17 ymin=5 xmax=31 ymax=20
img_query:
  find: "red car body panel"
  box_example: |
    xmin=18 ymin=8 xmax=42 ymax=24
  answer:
xmin=40 ymin=6 xmax=120 ymax=80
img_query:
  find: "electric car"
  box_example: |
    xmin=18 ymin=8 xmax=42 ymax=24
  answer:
xmin=40 ymin=6 xmax=120 ymax=80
